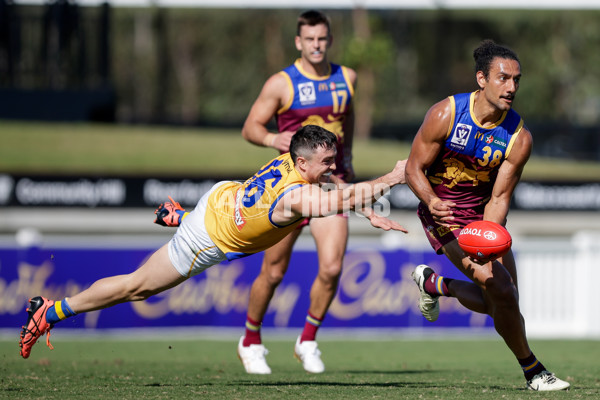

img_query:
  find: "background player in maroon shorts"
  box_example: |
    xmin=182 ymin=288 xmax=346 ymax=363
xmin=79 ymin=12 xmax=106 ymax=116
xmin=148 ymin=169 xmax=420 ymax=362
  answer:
xmin=239 ymin=10 xmax=356 ymax=374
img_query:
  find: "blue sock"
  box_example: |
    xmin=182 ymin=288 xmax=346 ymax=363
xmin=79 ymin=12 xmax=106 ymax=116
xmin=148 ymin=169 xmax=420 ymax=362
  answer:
xmin=46 ymin=298 xmax=77 ymax=325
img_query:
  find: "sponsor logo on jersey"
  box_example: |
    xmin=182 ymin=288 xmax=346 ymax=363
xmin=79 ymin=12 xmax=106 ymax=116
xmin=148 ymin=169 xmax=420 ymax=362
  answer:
xmin=450 ymin=123 xmax=472 ymax=150
xmin=318 ymin=82 xmax=329 ymax=92
xmin=476 ymin=131 xmax=508 ymax=149
xmin=493 ymin=138 xmax=507 ymax=148
xmin=330 ymin=81 xmax=346 ymax=90
xmin=234 ymin=187 xmax=246 ymax=230
xmin=298 ymin=82 xmax=316 ymax=105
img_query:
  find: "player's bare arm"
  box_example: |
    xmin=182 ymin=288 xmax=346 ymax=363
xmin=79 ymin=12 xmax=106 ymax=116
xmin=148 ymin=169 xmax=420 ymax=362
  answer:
xmin=406 ymin=98 xmax=456 ymax=224
xmin=317 ymin=170 xmax=406 ymax=232
xmin=483 ymin=126 xmax=533 ymax=225
xmin=241 ymin=73 xmax=295 ymax=152
xmin=272 ymin=160 xmax=406 ymax=224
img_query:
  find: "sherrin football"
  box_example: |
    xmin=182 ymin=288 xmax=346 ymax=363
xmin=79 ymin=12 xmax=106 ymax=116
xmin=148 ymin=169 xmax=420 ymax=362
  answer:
xmin=458 ymin=220 xmax=512 ymax=261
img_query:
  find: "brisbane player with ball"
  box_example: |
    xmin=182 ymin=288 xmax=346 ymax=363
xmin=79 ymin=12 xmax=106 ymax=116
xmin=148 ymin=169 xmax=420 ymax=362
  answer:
xmin=405 ymin=40 xmax=570 ymax=391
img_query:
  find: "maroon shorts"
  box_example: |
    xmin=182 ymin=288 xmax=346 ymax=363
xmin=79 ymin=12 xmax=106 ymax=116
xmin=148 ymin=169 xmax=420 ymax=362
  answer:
xmin=417 ymin=202 xmax=483 ymax=254
xmin=296 ymin=212 xmax=348 ymax=230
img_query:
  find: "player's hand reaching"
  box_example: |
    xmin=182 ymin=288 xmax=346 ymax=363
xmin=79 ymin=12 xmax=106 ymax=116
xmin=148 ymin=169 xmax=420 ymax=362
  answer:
xmin=368 ymin=214 xmax=408 ymax=232
xmin=360 ymin=207 xmax=408 ymax=233
xmin=428 ymin=197 xmax=455 ymax=226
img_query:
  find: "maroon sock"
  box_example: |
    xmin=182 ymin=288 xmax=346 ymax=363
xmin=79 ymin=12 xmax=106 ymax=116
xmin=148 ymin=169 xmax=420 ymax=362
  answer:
xmin=423 ymin=272 xmax=453 ymax=296
xmin=518 ymin=352 xmax=546 ymax=381
xmin=300 ymin=311 xmax=323 ymax=343
xmin=243 ymin=315 xmax=262 ymax=347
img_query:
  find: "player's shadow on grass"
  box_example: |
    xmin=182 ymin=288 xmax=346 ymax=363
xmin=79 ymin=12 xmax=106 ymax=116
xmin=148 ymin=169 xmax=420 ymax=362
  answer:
xmin=235 ymin=381 xmax=445 ymax=389
xmin=339 ymin=369 xmax=445 ymax=375
xmin=234 ymin=381 xmax=514 ymax=391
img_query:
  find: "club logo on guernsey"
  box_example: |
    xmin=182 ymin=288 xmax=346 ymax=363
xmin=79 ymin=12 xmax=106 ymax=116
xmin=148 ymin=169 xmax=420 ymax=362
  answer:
xmin=298 ymin=82 xmax=316 ymax=105
xmin=450 ymin=123 xmax=472 ymax=150
xmin=234 ymin=187 xmax=246 ymax=230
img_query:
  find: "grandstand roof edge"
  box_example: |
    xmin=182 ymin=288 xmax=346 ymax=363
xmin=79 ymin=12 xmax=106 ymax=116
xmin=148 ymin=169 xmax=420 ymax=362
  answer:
xmin=12 ymin=0 xmax=600 ymax=9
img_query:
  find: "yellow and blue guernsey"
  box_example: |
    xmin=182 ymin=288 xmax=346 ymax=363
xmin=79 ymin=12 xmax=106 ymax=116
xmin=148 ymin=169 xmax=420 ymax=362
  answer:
xmin=204 ymin=153 xmax=309 ymax=260
xmin=277 ymin=59 xmax=354 ymax=177
xmin=418 ymin=91 xmax=525 ymax=226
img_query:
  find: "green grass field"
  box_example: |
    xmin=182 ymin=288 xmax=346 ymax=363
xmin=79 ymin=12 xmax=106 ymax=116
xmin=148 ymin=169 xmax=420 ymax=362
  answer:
xmin=0 ymin=337 xmax=596 ymax=399
xmin=3 ymin=120 xmax=600 ymax=181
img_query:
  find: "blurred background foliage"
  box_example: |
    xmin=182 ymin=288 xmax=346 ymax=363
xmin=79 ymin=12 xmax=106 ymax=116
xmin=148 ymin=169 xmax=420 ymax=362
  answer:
xmin=114 ymin=8 xmax=600 ymax=128
xmin=1 ymin=5 xmax=599 ymax=159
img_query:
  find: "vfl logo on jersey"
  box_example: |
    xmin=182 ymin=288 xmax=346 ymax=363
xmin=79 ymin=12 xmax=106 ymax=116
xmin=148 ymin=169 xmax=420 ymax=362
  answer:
xmin=298 ymin=82 xmax=316 ymax=105
xmin=450 ymin=123 xmax=472 ymax=150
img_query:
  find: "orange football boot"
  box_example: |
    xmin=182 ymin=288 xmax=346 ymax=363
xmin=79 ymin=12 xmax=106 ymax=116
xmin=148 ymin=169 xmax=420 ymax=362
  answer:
xmin=154 ymin=196 xmax=187 ymax=227
xmin=19 ymin=296 xmax=55 ymax=359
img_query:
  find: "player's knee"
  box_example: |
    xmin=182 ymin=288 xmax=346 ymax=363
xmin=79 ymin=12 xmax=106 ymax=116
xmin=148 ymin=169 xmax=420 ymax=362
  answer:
xmin=258 ymin=267 xmax=285 ymax=286
xmin=122 ymin=275 xmax=156 ymax=301
xmin=486 ymin=279 xmax=518 ymax=306
xmin=318 ymin=262 xmax=343 ymax=284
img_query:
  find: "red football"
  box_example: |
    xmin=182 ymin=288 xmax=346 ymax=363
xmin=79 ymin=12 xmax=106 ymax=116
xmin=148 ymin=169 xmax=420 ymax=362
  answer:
xmin=458 ymin=221 xmax=512 ymax=261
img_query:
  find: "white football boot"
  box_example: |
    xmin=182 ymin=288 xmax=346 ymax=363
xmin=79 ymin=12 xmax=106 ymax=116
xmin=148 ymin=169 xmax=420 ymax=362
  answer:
xmin=237 ymin=336 xmax=271 ymax=374
xmin=411 ymin=264 xmax=440 ymax=322
xmin=294 ymin=336 xmax=325 ymax=373
xmin=527 ymin=371 xmax=570 ymax=391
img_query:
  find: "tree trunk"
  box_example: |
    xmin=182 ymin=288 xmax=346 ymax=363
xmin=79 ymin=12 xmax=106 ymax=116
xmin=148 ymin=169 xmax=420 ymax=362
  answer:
xmin=352 ymin=7 xmax=374 ymax=140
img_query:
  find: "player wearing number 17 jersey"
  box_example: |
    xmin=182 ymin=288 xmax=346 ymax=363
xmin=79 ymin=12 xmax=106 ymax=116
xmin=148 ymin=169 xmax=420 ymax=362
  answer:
xmin=239 ymin=10 xmax=357 ymax=375
xmin=276 ymin=60 xmax=354 ymax=176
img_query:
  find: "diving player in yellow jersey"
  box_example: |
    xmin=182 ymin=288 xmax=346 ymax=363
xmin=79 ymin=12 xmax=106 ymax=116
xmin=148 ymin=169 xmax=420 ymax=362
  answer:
xmin=19 ymin=125 xmax=408 ymax=360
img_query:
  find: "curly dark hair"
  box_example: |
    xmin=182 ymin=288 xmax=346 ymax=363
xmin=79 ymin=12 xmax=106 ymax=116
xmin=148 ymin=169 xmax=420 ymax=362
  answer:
xmin=473 ymin=39 xmax=520 ymax=78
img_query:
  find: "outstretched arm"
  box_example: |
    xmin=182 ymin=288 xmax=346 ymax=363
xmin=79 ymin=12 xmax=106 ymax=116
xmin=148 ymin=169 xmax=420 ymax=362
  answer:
xmin=273 ymin=160 xmax=406 ymax=224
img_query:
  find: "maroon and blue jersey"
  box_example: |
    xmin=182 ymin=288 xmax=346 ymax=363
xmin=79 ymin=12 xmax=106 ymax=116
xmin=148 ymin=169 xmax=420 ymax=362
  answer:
xmin=417 ymin=91 xmax=525 ymax=252
xmin=276 ymin=59 xmax=354 ymax=177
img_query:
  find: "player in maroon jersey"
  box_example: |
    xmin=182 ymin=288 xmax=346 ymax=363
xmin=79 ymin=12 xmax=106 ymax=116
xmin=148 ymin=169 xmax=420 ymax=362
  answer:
xmin=406 ymin=39 xmax=569 ymax=391
xmin=239 ymin=10 xmax=356 ymax=374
